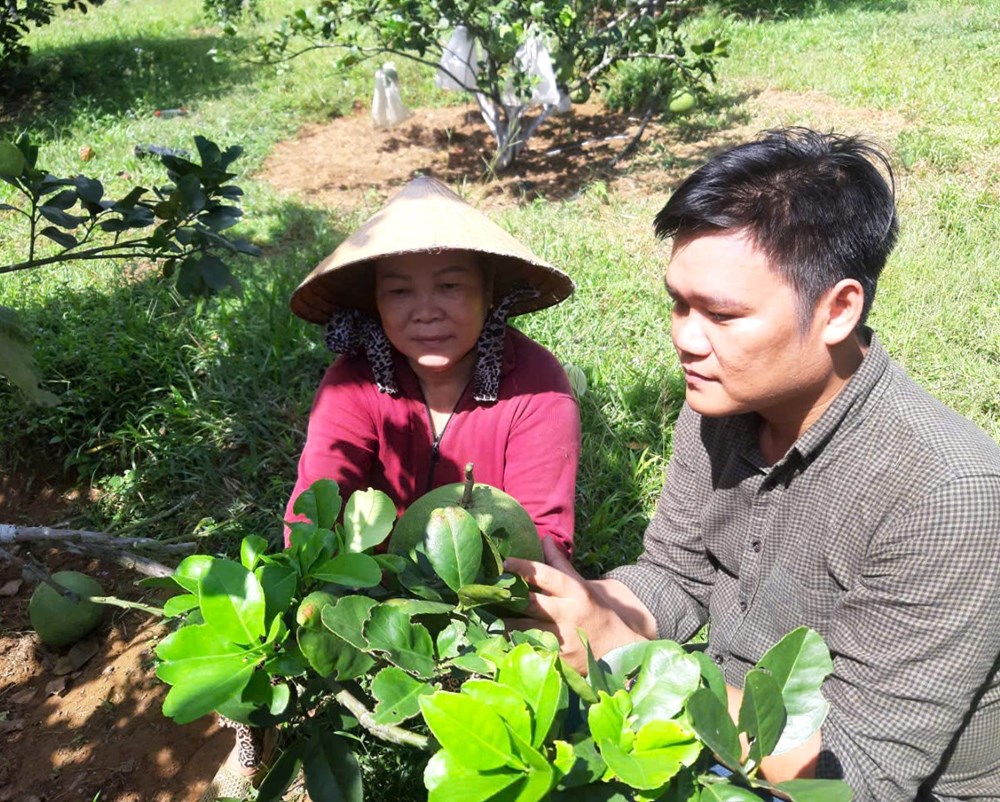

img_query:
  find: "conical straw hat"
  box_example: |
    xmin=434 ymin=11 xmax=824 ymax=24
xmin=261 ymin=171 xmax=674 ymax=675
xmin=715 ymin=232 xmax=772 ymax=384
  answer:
xmin=290 ymin=176 xmax=574 ymax=323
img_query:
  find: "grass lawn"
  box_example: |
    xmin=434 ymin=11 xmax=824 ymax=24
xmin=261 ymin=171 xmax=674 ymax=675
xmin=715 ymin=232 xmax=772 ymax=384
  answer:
xmin=1 ymin=0 xmax=997 ymax=572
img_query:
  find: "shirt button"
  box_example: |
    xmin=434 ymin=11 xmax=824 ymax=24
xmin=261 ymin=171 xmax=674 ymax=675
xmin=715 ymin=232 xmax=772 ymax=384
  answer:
xmin=751 ymin=539 xmax=762 ymax=553
xmin=712 ymin=653 xmax=724 ymax=665
xmin=738 ymin=600 xmax=748 ymax=613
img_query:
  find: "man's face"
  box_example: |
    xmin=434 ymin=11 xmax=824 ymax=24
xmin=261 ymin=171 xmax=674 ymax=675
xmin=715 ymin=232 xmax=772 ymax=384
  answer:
xmin=665 ymin=230 xmax=830 ymax=419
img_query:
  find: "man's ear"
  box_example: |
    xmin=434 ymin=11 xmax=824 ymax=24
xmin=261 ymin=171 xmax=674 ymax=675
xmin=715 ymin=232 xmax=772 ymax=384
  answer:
xmin=819 ymin=279 xmax=865 ymax=346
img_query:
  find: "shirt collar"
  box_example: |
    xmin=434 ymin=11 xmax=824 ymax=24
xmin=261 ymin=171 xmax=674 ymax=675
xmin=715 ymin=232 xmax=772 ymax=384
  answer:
xmin=787 ymin=328 xmax=890 ymax=465
xmin=726 ymin=328 xmax=891 ymax=473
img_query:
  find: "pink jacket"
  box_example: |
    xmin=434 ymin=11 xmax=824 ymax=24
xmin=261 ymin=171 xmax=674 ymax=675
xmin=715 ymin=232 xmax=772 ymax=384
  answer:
xmin=285 ymin=327 xmax=580 ymax=553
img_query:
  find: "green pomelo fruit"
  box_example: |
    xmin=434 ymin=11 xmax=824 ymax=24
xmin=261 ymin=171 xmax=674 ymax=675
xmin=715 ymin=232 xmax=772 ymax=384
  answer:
xmin=668 ymin=91 xmax=697 ymax=114
xmin=389 ymin=479 xmax=543 ymax=562
xmin=29 ymin=571 xmax=103 ymax=648
xmin=296 ymin=590 xmax=340 ymax=629
xmin=0 ymin=141 xmax=26 ymax=177
xmin=570 ymin=82 xmax=591 ymax=104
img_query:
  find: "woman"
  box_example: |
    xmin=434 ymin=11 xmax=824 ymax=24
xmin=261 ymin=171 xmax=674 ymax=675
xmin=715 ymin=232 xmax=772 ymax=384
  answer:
xmin=284 ymin=175 xmax=579 ymax=551
xmin=203 ymin=176 xmax=580 ymax=800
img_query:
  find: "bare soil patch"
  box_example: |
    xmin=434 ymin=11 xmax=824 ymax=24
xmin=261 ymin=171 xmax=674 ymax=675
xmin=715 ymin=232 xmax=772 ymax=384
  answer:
xmin=0 ymin=82 xmax=908 ymax=802
xmin=259 ymin=86 xmax=908 ymax=213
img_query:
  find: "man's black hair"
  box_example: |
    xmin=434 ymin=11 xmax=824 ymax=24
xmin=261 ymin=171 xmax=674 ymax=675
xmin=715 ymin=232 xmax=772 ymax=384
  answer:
xmin=654 ymin=127 xmax=899 ymax=327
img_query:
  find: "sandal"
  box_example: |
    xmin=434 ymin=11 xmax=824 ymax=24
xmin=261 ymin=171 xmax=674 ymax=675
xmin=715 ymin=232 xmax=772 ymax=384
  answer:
xmin=198 ymin=761 xmax=256 ymax=802
xmin=200 ymin=723 xmax=282 ymax=802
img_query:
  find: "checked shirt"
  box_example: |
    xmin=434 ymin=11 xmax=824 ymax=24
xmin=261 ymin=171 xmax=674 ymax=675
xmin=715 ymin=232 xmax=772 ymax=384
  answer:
xmin=607 ymin=333 xmax=1000 ymax=801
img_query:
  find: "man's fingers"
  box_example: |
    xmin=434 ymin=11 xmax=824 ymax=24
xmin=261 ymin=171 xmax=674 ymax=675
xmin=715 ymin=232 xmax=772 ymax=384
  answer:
xmin=505 ymin=555 xmax=569 ymax=595
xmin=541 ymin=535 xmax=580 ymax=577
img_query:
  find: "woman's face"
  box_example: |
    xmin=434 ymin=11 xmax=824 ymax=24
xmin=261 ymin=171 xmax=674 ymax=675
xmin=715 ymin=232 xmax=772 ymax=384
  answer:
xmin=374 ymin=251 xmax=489 ymax=380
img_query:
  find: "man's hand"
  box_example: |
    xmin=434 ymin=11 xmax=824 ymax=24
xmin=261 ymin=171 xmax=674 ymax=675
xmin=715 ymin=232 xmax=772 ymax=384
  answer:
xmin=504 ymin=537 xmax=656 ymax=673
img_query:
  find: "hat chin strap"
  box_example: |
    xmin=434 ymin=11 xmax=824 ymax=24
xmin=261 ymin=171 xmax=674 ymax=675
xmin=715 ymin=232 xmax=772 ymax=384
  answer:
xmin=323 ymin=284 xmax=540 ymax=402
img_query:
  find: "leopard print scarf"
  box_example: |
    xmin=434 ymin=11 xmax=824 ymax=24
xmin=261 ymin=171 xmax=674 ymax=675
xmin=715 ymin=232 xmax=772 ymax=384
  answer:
xmin=324 ymin=285 xmax=539 ymax=403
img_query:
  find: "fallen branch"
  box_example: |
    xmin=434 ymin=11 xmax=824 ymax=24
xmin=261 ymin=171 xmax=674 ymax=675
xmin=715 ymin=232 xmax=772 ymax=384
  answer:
xmin=0 ymin=524 xmax=184 ymax=578
xmin=0 ymin=523 xmax=196 ymax=555
xmin=67 ymin=542 xmax=177 ymax=578
xmin=0 ymin=544 xmax=164 ymax=614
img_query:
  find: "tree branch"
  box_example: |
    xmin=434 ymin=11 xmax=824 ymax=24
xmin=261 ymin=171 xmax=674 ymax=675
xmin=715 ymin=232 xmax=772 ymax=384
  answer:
xmin=1 ymin=524 xmax=196 ymax=555
xmin=328 ymin=681 xmax=432 ymax=750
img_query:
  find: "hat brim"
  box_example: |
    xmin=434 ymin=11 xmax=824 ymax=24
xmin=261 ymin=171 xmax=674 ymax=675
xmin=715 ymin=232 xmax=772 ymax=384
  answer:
xmin=290 ymin=248 xmax=573 ymax=324
xmin=289 ymin=176 xmax=574 ymax=324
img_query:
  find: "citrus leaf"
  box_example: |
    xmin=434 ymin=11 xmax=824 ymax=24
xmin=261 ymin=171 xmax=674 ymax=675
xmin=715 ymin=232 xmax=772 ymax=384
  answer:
xmin=740 ymin=668 xmax=786 ymax=763
xmin=311 ymin=552 xmax=382 ymax=588
xmin=321 ymin=594 xmax=377 ymax=650
xmin=256 ymin=738 xmax=306 ymax=802
xmin=371 ymin=666 xmax=437 ymax=725
xmin=630 ymin=641 xmax=701 ymax=727
xmin=423 ymin=506 xmax=483 ymax=592
xmin=198 ymin=559 xmax=266 ymax=645
xmin=692 ymin=648 xmax=729 ymax=706
xmin=171 ymin=554 xmax=214 ymax=596
xmin=771 ymin=779 xmax=853 ymax=802
xmin=163 ymin=594 xmax=199 ymax=618
xmin=588 ymin=690 xmax=634 ymax=751
xmin=687 ymin=687 xmax=742 ymax=771
xmin=419 ymin=691 xmax=522 ymax=771
xmin=293 ymin=478 xmax=343 ymax=529
xmin=460 ymin=678 xmax=533 ymax=744
xmin=343 ymin=488 xmax=396 ymax=552
xmin=424 ymin=749 xmax=522 ymax=802
xmin=256 ymin=562 xmax=298 ymax=626
xmin=240 ymin=535 xmax=268 ymax=570
xmin=496 ymin=643 xmax=564 ymax=747
xmin=364 ymin=604 xmax=436 ymax=678
xmin=302 ymin=730 xmax=363 ymax=802
xmin=297 ymin=625 xmax=375 ymax=680
xmin=598 ymin=736 xmax=686 ymax=791
xmin=756 ymin=627 xmax=833 ymax=754
xmin=155 ymin=624 xmax=254 ymax=724
xmin=700 ymin=784 xmax=764 ymax=801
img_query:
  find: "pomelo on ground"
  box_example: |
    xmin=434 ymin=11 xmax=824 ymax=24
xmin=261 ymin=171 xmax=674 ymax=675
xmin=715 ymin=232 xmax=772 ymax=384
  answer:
xmin=388 ymin=465 xmax=543 ymax=562
xmin=28 ymin=570 xmax=104 ymax=648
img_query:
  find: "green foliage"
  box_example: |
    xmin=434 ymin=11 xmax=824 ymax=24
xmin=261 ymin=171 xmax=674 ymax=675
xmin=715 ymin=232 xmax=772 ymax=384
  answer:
xmin=0 ymin=0 xmax=105 ymax=68
xmin=203 ymin=0 xmax=258 ymax=24
xmin=0 ymin=133 xmax=259 ymax=404
xmin=155 ymin=478 xmax=847 ymax=801
xmin=248 ymin=0 xmax=725 ymax=169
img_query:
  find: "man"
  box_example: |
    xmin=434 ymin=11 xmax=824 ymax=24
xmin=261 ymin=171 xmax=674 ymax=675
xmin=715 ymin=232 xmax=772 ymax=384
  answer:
xmin=506 ymin=127 xmax=1000 ymax=801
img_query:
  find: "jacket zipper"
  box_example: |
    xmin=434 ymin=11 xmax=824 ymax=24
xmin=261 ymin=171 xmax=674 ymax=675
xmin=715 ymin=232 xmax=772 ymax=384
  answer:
xmin=423 ymin=381 xmax=472 ymax=493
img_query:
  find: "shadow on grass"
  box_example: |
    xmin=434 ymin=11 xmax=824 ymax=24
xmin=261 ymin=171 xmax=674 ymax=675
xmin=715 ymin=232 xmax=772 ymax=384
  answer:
xmin=1 ymin=31 xmax=253 ymax=128
xmin=0 ymin=198 xmax=345 ymax=551
xmin=572 ymin=367 xmax=687 ymax=578
xmin=709 ymin=0 xmax=908 ymax=20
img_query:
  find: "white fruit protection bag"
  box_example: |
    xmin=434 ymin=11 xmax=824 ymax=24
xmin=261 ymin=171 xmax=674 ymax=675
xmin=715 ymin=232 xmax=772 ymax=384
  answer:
xmin=435 ymin=26 xmax=480 ymax=91
xmin=371 ymin=62 xmax=413 ymax=129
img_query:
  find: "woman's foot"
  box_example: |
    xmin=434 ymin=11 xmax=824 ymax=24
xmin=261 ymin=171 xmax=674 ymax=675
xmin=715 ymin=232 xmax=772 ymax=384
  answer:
xmin=199 ymin=723 xmax=274 ymax=801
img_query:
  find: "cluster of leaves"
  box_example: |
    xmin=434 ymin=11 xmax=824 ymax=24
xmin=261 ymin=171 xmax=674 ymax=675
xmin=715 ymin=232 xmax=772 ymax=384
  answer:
xmin=0 ymin=134 xmax=260 ymax=403
xmin=153 ymin=478 xmax=850 ymax=802
xmin=245 ymin=0 xmax=727 ymax=169
xmin=420 ymin=629 xmax=850 ymax=801
xmin=203 ymin=0 xmax=259 ymax=25
xmin=0 ymin=0 xmax=105 ymax=68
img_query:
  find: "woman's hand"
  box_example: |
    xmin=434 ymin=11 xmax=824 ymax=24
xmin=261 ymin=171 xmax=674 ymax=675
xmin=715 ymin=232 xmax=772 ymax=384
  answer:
xmin=504 ymin=537 xmax=656 ymax=673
